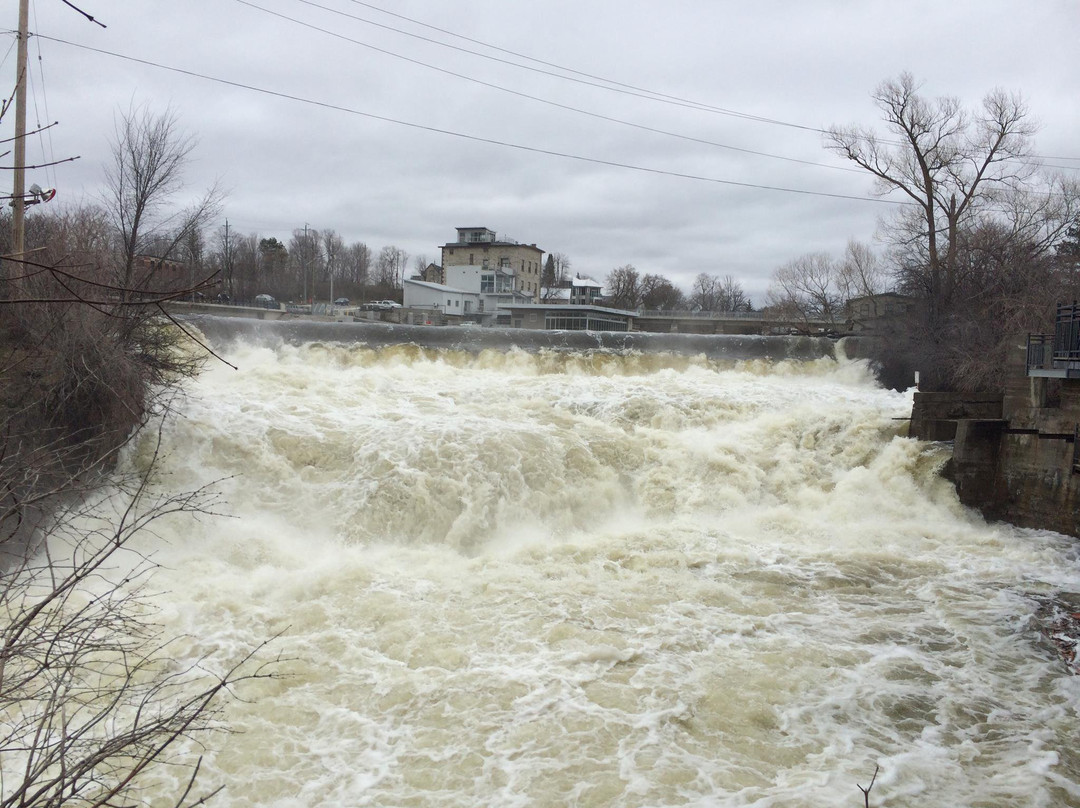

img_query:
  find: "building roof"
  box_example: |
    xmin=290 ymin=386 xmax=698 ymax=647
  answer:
xmin=442 ymin=241 xmax=543 ymax=253
xmin=570 ymin=275 xmax=602 ymax=288
xmin=504 ymin=303 xmax=637 ymax=317
xmin=404 ymin=278 xmax=477 ymax=296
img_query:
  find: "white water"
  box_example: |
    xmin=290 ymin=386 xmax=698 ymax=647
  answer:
xmin=115 ymin=342 xmax=1080 ymax=806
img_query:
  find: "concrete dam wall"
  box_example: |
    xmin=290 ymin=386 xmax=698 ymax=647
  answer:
xmin=184 ymin=315 xmax=848 ymax=362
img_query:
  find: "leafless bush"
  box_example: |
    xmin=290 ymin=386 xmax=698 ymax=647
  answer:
xmin=0 ymin=422 xmax=279 ymax=807
xmin=0 ymin=252 xmax=263 ymax=807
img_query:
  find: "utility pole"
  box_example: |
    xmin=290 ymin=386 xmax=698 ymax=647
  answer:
xmin=302 ymin=223 xmax=309 ymax=305
xmin=224 ymin=218 xmax=231 ymax=298
xmin=11 ymin=0 xmax=29 ymax=262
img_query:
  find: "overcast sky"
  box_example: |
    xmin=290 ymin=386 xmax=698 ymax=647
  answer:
xmin=7 ymin=0 xmax=1079 ymax=301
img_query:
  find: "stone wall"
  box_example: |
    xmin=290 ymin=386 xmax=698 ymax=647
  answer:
xmin=922 ymin=339 xmax=1080 ymax=537
xmin=909 ymin=391 xmax=1003 ymax=441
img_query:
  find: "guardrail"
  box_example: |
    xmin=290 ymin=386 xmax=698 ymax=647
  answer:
xmin=1027 ymin=333 xmax=1053 ymax=371
xmin=635 ymin=309 xmax=764 ymax=320
xmin=1054 ymin=302 xmax=1080 ymax=362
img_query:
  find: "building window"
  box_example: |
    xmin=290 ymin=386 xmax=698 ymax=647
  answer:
xmin=482 ymin=259 xmax=489 ymax=268
xmin=545 ymin=312 xmax=628 ymax=332
xmin=469 ymin=254 xmax=474 ymax=265
xmin=481 ymin=274 xmax=494 ymax=293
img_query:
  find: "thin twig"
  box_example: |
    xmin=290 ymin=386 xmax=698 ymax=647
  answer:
xmin=857 ymin=764 xmax=879 ymax=808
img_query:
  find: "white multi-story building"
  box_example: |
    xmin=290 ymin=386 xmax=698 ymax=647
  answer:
xmin=439 ymin=227 xmax=544 ymax=305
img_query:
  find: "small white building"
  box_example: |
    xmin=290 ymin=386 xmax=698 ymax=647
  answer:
xmin=403 ymin=279 xmax=482 ymax=318
xmin=569 ymin=275 xmax=604 ymax=305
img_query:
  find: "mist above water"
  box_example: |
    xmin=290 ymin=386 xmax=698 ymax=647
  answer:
xmin=115 ymin=337 xmax=1080 ymax=807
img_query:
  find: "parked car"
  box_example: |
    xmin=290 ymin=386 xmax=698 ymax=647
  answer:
xmin=215 ymin=293 xmax=230 ymax=303
xmin=334 ymin=297 xmax=350 ymax=306
xmin=254 ymin=293 xmax=277 ymax=307
xmin=373 ymin=300 xmax=401 ymax=310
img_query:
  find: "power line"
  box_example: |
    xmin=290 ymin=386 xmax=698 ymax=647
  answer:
xmin=236 ymin=0 xmax=861 ymax=174
xmin=30 ymin=0 xmax=58 ymax=188
xmin=284 ymin=0 xmax=816 ymax=131
xmin=311 ymin=0 xmax=1080 ymax=165
xmin=38 ymin=34 xmax=906 ymax=206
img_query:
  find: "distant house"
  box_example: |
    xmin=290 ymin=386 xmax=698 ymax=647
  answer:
xmin=541 ymin=274 xmax=603 ymax=305
xmin=569 ymin=275 xmax=604 ymax=305
xmin=419 ymin=262 xmax=444 ymax=285
xmin=133 ymin=254 xmax=188 ymax=294
xmin=845 ymin=293 xmax=915 ymax=332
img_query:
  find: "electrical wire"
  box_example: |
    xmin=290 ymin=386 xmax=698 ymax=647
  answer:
xmin=286 ymin=0 xmax=808 ymax=129
xmin=236 ymin=0 xmax=861 ymax=174
xmin=312 ymin=0 xmax=1080 ymax=165
xmin=37 ymin=34 xmax=907 ymax=206
xmin=30 ymin=0 xmax=58 ymax=189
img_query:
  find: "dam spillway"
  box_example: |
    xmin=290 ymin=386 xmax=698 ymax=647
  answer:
xmin=76 ymin=325 xmax=1080 ymax=805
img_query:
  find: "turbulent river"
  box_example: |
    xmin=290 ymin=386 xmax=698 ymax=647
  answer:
xmin=109 ymin=326 xmax=1080 ymax=807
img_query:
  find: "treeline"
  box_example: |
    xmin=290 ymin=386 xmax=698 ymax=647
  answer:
xmin=206 ymin=228 xmax=413 ymax=303
xmin=602 ymin=264 xmax=752 ymax=312
xmin=0 ymin=206 xmax=413 ymax=305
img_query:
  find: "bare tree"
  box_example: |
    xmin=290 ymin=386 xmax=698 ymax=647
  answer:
xmin=551 ymin=253 xmax=571 ymax=286
xmin=766 ymin=252 xmax=845 ymax=331
xmin=411 ymin=254 xmax=430 ymax=279
xmin=717 ymin=274 xmax=749 ymax=311
xmin=321 ymin=229 xmax=344 ymax=301
xmin=689 ymin=273 xmax=718 ymax=311
xmin=826 ymin=73 xmax=1036 ymax=321
xmin=836 ymin=240 xmax=887 ymax=301
xmin=828 ymin=73 xmax=1080 ymax=389
xmin=640 ymin=273 xmax=684 ymax=310
xmin=375 ymin=245 xmax=408 ymax=289
xmin=104 ymin=104 xmax=221 ymax=301
xmin=604 ymin=264 xmax=642 ymax=309
xmin=342 ymin=241 xmax=371 ymax=287
xmin=288 ymin=228 xmax=320 ymax=302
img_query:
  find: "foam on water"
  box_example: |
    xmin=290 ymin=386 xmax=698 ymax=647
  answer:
xmin=85 ymin=342 xmax=1080 ymax=805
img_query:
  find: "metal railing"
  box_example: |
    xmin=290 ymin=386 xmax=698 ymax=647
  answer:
xmin=1027 ymin=333 xmax=1053 ymax=371
xmin=635 ymin=309 xmax=764 ymax=320
xmin=1054 ymin=301 xmax=1080 ymax=363
xmin=1026 ymin=302 xmax=1080 ymax=375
